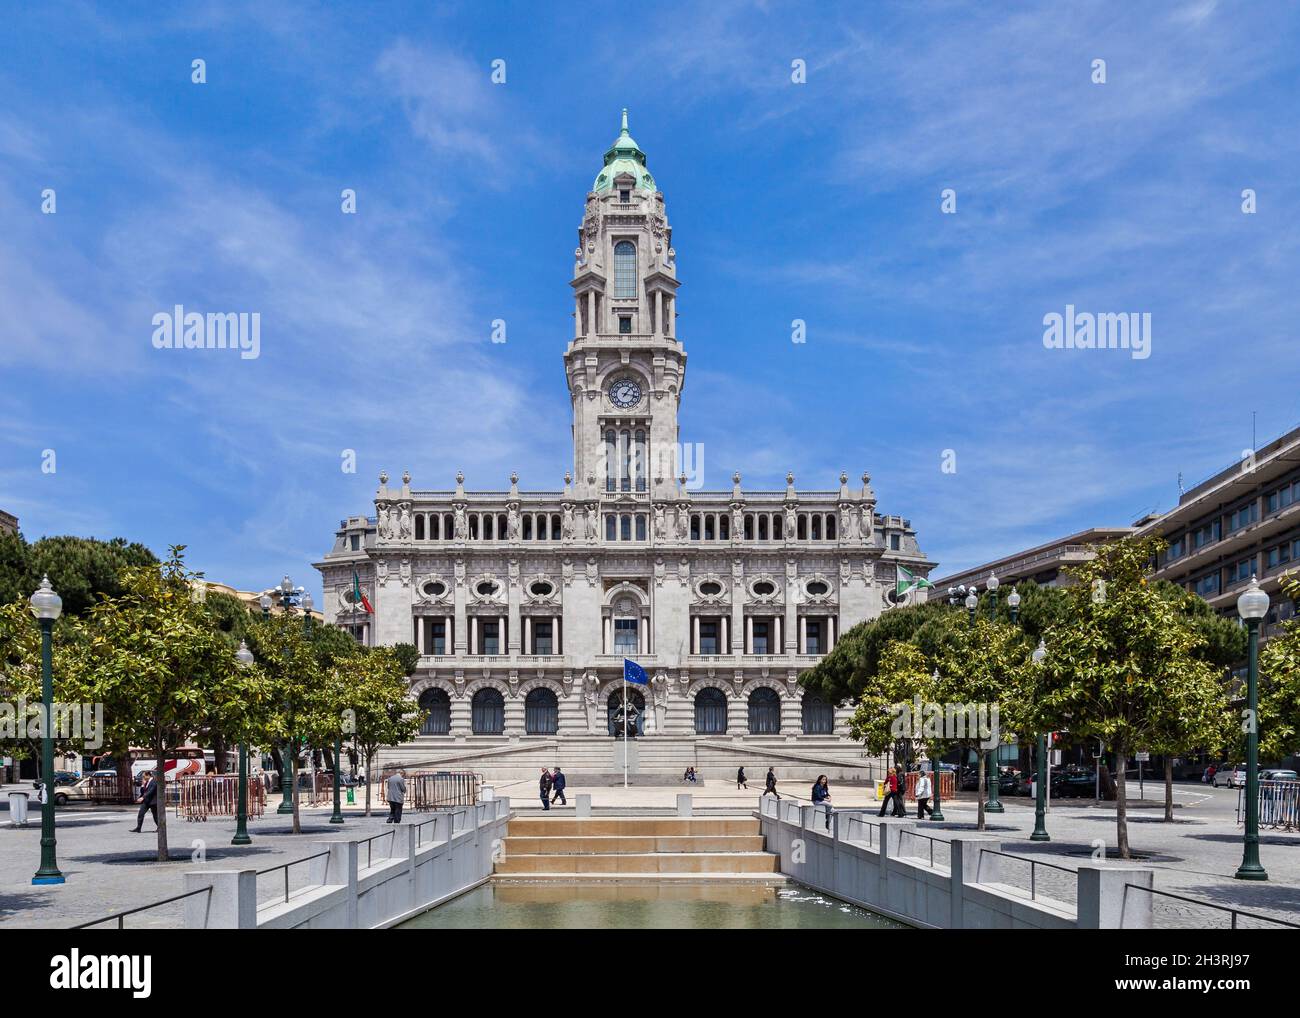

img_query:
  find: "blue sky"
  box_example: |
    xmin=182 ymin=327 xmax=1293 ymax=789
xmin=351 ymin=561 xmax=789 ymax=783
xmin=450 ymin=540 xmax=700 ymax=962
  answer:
xmin=3 ymin=0 xmax=1299 ymax=598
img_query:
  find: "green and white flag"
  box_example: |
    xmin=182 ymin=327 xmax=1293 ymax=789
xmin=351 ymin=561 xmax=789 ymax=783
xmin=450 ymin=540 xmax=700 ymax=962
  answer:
xmin=895 ymin=565 xmax=933 ymax=599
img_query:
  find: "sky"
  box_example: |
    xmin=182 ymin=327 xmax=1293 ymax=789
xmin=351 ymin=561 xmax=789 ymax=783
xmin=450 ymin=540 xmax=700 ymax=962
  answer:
xmin=2 ymin=0 xmax=1298 ymax=599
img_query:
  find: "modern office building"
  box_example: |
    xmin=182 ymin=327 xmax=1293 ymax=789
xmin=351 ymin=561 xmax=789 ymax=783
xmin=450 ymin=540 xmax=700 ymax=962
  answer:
xmin=927 ymin=527 xmax=1134 ymax=602
xmin=1136 ymin=424 xmax=1300 ymax=639
xmin=0 ymin=510 xmax=17 ymax=537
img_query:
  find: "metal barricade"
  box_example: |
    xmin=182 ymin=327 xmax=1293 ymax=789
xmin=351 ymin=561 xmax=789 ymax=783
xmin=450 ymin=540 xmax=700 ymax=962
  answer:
xmin=374 ymin=767 xmax=480 ymax=811
xmin=1250 ymin=780 xmax=1300 ymax=830
xmin=176 ymin=774 xmax=267 ymax=822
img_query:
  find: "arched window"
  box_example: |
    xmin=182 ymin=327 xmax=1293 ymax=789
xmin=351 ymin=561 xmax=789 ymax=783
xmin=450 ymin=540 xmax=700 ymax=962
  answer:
xmin=797 ymin=515 xmax=807 ymax=541
xmin=524 ymin=688 xmax=558 ymax=735
xmin=827 ymin=514 xmax=837 ymax=540
xmin=605 ymin=429 xmax=617 ymax=491
xmin=471 ymin=688 xmax=504 ymax=735
xmin=614 ymin=241 xmax=637 ymax=297
xmin=694 ymin=687 xmax=728 ymax=735
xmin=635 ymin=515 xmax=647 ymax=541
xmin=606 ymin=515 xmax=616 ymax=541
xmin=801 ymin=693 xmax=834 ymax=735
xmin=607 ymin=688 xmax=645 ymax=736
xmin=748 ymin=687 xmax=781 ymax=735
xmin=620 ymin=429 xmax=631 ymax=491
xmin=414 ymin=515 xmax=425 ymax=540
xmin=621 ymin=514 xmax=632 ymax=541
xmin=418 ymin=688 xmax=450 ymax=736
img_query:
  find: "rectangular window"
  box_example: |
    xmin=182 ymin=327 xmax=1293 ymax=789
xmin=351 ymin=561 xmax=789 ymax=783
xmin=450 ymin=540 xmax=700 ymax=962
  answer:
xmin=1166 ymin=537 xmax=1184 ymax=561
xmin=752 ymin=621 xmax=770 ymax=655
xmin=429 ymin=620 xmax=447 ymax=656
xmin=619 ymin=189 xmax=630 ymax=202
xmin=890 ymin=534 xmax=901 ymax=550
xmin=1227 ymin=502 xmax=1259 ymax=533
xmin=635 ymin=515 xmax=647 ymax=540
xmin=1267 ymin=543 xmax=1291 ymax=568
xmin=481 ymin=621 xmax=500 ymax=656
xmin=350 ymin=534 xmax=360 ymax=551
xmin=614 ymin=618 xmax=638 ymax=654
xmin=805 ymin=620 xmax=823 ymax=655
xmin=698 ymin=621 xmax=719 ymax=655
xmin=618 ymin=316 xmax=632 ymax=334
xmin=533 ymin=621 xmax=553 ymax=656
xmin=1230 ymin=556 xmax=1254 ymax=583
xmin=1194 ymin=573 xmax=1220 ymax=598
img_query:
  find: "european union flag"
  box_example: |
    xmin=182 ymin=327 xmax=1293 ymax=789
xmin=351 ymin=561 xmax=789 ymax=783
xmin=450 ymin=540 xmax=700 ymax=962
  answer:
xmin=623 ymin=658 xmax=649 ymax=685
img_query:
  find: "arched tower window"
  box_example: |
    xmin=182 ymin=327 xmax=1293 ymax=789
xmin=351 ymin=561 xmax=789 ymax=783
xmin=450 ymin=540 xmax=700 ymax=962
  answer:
xmin=614 ymin=241 xmax=636 ymax=298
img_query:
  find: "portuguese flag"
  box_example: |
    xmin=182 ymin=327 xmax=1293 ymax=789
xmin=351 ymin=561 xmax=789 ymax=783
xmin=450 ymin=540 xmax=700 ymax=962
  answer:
xmin=352 ymin=571 xmax=374 ymax=614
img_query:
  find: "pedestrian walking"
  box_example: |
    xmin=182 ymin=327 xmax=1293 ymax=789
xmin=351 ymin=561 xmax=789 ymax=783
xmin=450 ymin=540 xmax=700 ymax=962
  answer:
xmin=737 ymin=766 xmax=748 ymax=790
xmin=385 ymin=769 xmax=406 ymax=823
xmin=764 ymin=767 xmax=781 ymax=799
xmin=550 ymin=767 xmax=567 ymax=806
xmin=878 ymin=766 xmax=903 ymax=818
xmin=539 ymin=768 xmax=553 ymax=810
xmin=915 ymin=768 xmax=934 ymax=820
xmin=131 ymin=771 xmax=158 ymax=832
xmin=811 ymin=774 xmax=832 ymax=831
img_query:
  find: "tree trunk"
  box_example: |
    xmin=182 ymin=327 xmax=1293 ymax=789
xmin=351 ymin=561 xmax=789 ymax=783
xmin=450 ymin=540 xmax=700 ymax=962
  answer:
xmin=976 ymin=751 xmax=986 ymax=831
xmin=1114 ymin=748 xmax=1130 ymax=859
xmin=364 ymin=747 xmax=373 ymax=818
xmin=1163 ymin=757 xmax=1174 ymax=822
xmin=115 ymin=755 xmax=133 ymax=803
xmin=154 ymin=735 xmax=169 ymax=862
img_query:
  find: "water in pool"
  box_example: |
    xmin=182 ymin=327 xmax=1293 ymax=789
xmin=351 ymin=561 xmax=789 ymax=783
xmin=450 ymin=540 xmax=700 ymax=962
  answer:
xmin=399 ymin=882 xmax=907 ymax=929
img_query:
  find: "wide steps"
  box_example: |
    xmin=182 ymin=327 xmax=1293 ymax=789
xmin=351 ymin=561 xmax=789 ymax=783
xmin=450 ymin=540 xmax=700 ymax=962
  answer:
xmin=506 ymin=817 xmax=758 ymax=837
xmin=496 ymin=852 xmax=779 ymax=875
xmin=504 ymin=834 xmax=765 ymax=855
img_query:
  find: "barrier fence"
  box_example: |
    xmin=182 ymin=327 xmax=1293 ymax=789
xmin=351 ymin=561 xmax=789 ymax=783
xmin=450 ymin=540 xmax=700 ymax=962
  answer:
xmin=176 ymin=774 xmax=267 ymax=822
xmin=1239 ymin=780 xmax=1300 ymax=830
xmin=374 ymin=767 xmax=481 ymax=811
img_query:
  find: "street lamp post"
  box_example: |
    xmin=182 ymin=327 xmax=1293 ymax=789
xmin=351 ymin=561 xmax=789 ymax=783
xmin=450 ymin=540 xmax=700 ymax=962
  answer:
xmin=30 ymin=576 xmax=65 ymax=885
xmin=1030 ymin=638 xmax=1051 ymax=842
xmin=984 ymin=573 xmax=1004 ymax=814
xmin=928 ymin=668 xmax=945 ymax=822
xmin=232 ymin=641 xmax=254 ymax=846
xmin=1235 ymin=575 xmax=1269 ymax=881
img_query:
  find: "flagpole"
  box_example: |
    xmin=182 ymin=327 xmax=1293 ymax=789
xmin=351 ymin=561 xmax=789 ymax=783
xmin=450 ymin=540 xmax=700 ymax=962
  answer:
xmin=622 ymin=671 xmax=629 ymax=789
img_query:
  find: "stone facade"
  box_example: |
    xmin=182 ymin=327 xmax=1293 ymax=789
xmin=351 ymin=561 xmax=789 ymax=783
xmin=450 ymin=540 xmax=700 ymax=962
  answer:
xmin=314 ymin=114 xmax=933 ymax=746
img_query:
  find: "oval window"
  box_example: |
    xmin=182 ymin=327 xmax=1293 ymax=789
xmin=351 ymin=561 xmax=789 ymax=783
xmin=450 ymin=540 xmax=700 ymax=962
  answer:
xmin=699 ymin=580 xmax=723 ymax=596
xmin=530 ymin=580 xmax=553 ymax=597
xmin=753 ymin=580 xmax=776 ymax=596
xmin=422 ymin=580 xmax=446 ymax=597
xmin=806 ymin=580 xmax=829 ymax=596
xmin=476 ymin=580 xmax=498 ymax=597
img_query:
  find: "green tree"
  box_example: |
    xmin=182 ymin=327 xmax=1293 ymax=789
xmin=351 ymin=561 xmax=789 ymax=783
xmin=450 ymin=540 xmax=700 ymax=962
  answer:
xmin=74 ymin=547 xmax=258 ymax=861
xmin=333 ymin=647 xmax=423 ymax=816
xmin=1039 ymin=536 xmax=1227 ymax=858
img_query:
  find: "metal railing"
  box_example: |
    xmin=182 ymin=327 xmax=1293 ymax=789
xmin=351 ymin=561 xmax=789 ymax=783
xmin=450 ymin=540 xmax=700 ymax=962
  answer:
xmin=73 ymin=886 xmax=212 ymax=930
xmin=976 ymin=848 xmax=1078 ymax=908
xmin=374 ymin=767 xmax=481 ymax=810
xmin=255 ymin=850 xmax=331 ymax=910
xmin=1125 ymin=883 xmax=1300 ymax=930
xmin=357 ymin=829 xmax=399 ymax=870
xmin=896 ymin=826 xmax=951 ymax=870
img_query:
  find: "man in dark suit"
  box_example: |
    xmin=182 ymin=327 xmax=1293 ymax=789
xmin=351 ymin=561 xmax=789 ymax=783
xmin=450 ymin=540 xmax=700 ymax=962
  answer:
xmin=132 ymin=771 xmax=158 ymax=832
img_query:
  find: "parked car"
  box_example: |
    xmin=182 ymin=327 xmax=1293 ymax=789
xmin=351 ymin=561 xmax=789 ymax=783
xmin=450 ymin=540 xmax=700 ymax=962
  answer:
xmin=52 ymin=770 xmax=79 ymax=787
xmin=1260 ymin=769 xmax=1299 ymax=782
xmin=1213 ymin=766 xmax=1246 ymax=788
xmin=53 ymin=770 xmax=126 ymax=806
xmin=1051 ymin=770 xmax=1098 ymax=798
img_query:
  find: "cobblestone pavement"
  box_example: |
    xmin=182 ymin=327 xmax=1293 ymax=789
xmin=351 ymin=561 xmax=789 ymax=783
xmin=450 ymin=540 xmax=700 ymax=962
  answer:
xmin=0 ymin=800 xmax=401 ymax=929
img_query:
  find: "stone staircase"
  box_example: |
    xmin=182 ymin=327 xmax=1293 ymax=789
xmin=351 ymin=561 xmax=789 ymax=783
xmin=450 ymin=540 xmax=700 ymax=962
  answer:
xmin=494 ymin=816 xmax=785 ymax=882
xmin=379 ymin=734 xmax=884 ymax=784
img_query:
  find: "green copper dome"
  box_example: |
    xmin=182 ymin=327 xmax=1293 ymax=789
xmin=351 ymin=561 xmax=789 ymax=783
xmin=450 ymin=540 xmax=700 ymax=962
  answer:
xmin=593 ymin=108 xmax=656 ymax=194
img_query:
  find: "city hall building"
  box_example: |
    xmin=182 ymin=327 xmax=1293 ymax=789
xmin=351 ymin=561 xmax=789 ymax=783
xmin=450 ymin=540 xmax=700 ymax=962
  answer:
xmin=315 ymin=114 xmax=933 ymax=779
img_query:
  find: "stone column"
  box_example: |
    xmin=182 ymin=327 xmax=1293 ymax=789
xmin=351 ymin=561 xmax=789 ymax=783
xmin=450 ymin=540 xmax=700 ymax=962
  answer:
xmin=692 ymin=616 xmax=700 ymax=655
xmin=471 ymin=617 xmax=479 ymax=656
xmin=745 ymin=616 xmax=753 ymax=656
xmin=799 ymin=616 xmax=807 ymax=655
xmin=524 ymin=616 xmax=532 ymax=656
xmin=587 ymin=291 xmax=596 ymax=336
xmin=602 ymin=615 xmax=611 ymax=654
xmin=574 ymin=296 xmax=582 ymax=339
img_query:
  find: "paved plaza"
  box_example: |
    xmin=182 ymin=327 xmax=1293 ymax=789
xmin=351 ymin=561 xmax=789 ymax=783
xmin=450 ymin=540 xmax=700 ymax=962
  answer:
xmin=1 ymin=780 xmax=1295 ymax=928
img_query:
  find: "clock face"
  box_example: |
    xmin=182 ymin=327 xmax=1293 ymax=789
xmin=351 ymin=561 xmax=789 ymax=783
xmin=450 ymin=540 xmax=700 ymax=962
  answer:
xmin=609 ymin=377 xmax=643 ymax=409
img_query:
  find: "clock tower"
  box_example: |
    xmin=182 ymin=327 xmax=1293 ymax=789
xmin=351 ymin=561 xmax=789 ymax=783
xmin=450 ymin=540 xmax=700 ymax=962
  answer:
xmin=565 ymin=110 xmax=685 ymax=505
